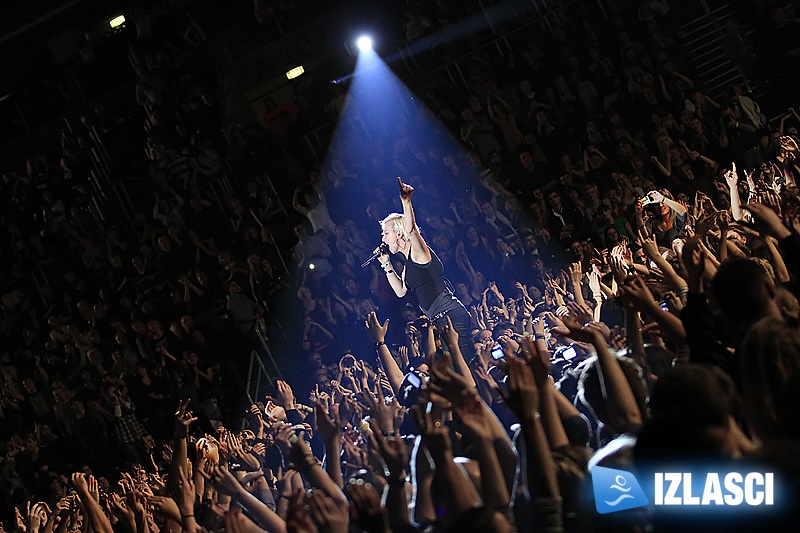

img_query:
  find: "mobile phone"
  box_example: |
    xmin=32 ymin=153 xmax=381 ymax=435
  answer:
xmin=562 ymin=346 xmax=577 ymax=360
xmin=407 ymin=373 xmax=421 ymax=388
xmin=659 ymin=301 xmax=669 ymax=312
xmin=491 ymin=343 xmax=504 ymax=360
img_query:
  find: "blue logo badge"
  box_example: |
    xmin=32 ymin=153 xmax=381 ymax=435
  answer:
xmin=592 ymin=466 xmax=649 ymax=514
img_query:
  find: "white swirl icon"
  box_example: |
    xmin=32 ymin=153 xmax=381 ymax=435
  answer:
xmin=604 ymin=475 xmax=635 ymax=506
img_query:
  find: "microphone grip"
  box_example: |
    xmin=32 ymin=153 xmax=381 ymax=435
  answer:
xmin=361 ymin=243 xmax=389 ymax=268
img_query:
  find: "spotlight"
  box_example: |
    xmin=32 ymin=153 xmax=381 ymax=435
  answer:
xmin=356 ymin=36 xmax=372 ymax=52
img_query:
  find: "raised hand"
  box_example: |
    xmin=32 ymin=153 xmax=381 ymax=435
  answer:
xmin=568 ymin=262 xmax=582 ymax=285
xmin=314 ymin=401 xmax=341 ymax=444
xmin=347 ymin=483 xmax=388 ymax=533
xmin=609 ymin=326 xmax=627 ymax=351
xmin=566 ymin=301 xmax=593 ymax=324
xmin=71 ymin=472 xmax=89 ymax=493
xmin=209 ymin=464 xmax=244 ymax=498
xmin=499 ymin=356 xmax=540 ymax=419
xmin=272 ymin=423 xmax=296 ymax=460
xmin=54 ymin=497 xmax=71 ymax=515
xmin=645 ymin=190 xmax=665 ymax=204
xmin=724 ymin=163 xmax=738 ymax=187
xmin=87 ymin=475 xmax=100 ymax=503
xmin=640 ymin=234 xmax=660 ymax=259
xmin=681 ymin=237 xmax=706 ymax=291
xmin=427 ymin=354 xmax=473 ymax=407
xmin=28 ymin=503 xmax=48 ymax=533
xmin=174 ymin=399 xmax=198 ymax=438
xmin=287 ymin=433 xmax=316 ymax=473
xmin=743 ymin=202 xmax=791 ymax=240
xmin=397 ymin=345 xmax=410 ymax=369
xmin=109 ymin=493 xmax=135 ymax=526
xmin=307 ymin=490 xmax=348 ymax=533
xmin=413 ymin=403 xmax=452 ymax=461
xmin=438 ymin=315 xmax=460 ymax=350
xmin=550 ymin=316 xmax=603 ymax=345
xmin=359 ymin=386 xmax=395 ymax=434
xmin=619 ymin=275 xmax=658 ymax=312
xmin=275 ymin=380 xmax=296 ymax=411
xmin=397 ymin=177 xmax=414 ymax=200
xmin=146 ymin=495 xmax=181 ymax=521
xmin=779 ymin=135 xmax=799 ymax=153
xmin=286 ymin=489 xmax=317 ymax=533
xmin=497 ymin=335 xmax=520 ymax=358
xmin=453 ymin=389 xmax=493 ymax=442
xmin=369 ymin=419 xmax=408 ymax=480
xmin=364 ymin=312 xmax=389 ymax=343
xmin=695 ymin=213 xmax=716 ymax=238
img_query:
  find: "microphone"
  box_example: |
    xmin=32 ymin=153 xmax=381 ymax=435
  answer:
xmin=361 ymin=243 xmax=389 ymax=268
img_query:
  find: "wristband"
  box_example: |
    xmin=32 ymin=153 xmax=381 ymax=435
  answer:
xmin=382 ymin=431 xmax=397 ymax=437
xmin=534 ymin=333 xmax=547 ymax=341
xmin=387 ymin=475 xmax=407 ymax=487
xmin=380 ymin=262 xmax=391 ymax=269
xmin=375 ymin=341 xmax=386 ymax=348
xmin=384 ymin=269 xmax=394 ymax=275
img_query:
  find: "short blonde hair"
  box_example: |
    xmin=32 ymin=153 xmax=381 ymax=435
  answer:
xmin=380 ymin=213 xmax=405 ymax=234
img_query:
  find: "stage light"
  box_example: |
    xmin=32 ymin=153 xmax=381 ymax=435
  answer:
xmin=356 ymin=36 xmax=372 ymax=52
xmin=109 ymin=15 xmax=126 ymax=29
xmin=285 ymin=66 xmax=305 ymax=80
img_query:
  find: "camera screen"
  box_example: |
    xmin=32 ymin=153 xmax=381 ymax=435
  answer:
xmin=491 ymin=343 xmax=504 ymax=360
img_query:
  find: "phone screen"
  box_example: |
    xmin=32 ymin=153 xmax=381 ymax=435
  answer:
xmin=491 ymin=343 xmax=504 ymax=360
xmin=562 ymin=346 xmax=577 ymax=360
xmin=407 ymin=373 xmax=421 ymax=388
xmin=660 ymin=301 xmax=669 ymax=312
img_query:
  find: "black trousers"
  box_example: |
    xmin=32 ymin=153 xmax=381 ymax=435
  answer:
xmin=432 ymin=302 xmax=474 ymax=361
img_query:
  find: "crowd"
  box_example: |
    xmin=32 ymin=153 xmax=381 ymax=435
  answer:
xmin=2 ymin=0 xmax=800 ymax=531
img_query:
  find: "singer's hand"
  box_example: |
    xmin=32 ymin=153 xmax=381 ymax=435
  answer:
xmin=398 ymin=177 xmax=414 ymax=200
xmin=377 ymin=253 xmax=390 ymax=266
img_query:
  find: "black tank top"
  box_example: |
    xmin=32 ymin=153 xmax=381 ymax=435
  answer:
xmin=403 ymin=248 xmax=459 ymax=317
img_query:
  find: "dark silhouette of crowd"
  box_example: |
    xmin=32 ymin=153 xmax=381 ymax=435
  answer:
xmin=2 ymin=0 xmax=800 ymax=532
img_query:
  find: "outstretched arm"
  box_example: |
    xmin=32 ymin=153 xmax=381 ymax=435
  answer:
xmin=365 ymin=312 xmax=404 ymax=395
xmin=398 ymin=178 xmax=432 ymax=265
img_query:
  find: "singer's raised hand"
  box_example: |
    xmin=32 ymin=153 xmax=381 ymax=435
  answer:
xmin=398 ymin=177 xmax=414 ymax=200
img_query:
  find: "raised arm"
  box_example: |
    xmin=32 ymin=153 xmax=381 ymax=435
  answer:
xmin=554 ymin=319 xmax=642 ymax=432
xmin=502 ymin=354 xmax=562 ymax=531
xmin=640 ymin=234 xmax=687 ymax=291
xmin=365 ymin=312 xmax=404 ymax=395
xmin=71 ymin=473 xmax=114 ymax=533
xmin=724 ymin=164 xmax=744 ymax=221
xmin=210 ymin=465 xmax=287 ymax=533
xmin=398 ymin=178 xmax=432 ymax=265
